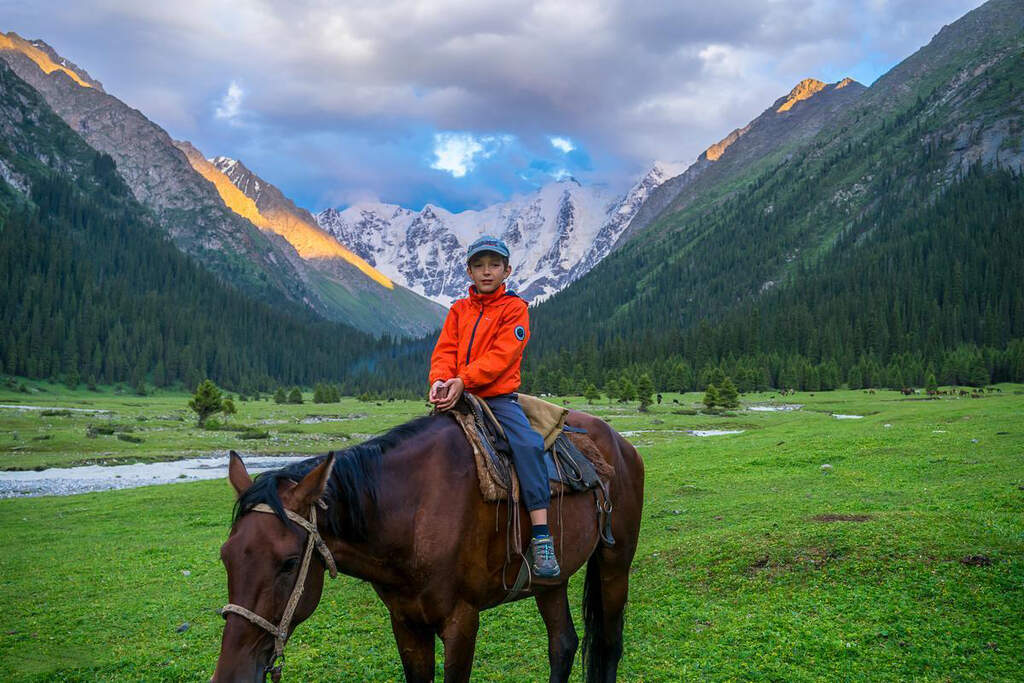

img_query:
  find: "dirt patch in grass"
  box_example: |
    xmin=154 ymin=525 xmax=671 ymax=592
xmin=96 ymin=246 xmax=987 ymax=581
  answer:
xmin=811 ymin=513 xmax=873 ymax=522
xmin=748 ymin=546 xmax=841 ymax=576
xmin=959 ymin=554 xmax=993 ymax=567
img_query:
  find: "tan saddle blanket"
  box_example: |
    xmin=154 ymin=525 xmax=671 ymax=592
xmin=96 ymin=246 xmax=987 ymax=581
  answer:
xmin=450 ymin=393 xmax=613 ymax=503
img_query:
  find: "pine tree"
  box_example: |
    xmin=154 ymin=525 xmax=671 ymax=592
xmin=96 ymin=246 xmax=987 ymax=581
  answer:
xmin=718 ymin=376 xmax=740 ymax=408
xmin=925 ymin=372 xmax=938 ymax=395
xmin=222 ymin=397 xmax=237 ymax=420
xmin=703 ymin=384 xmax=719 ymax=410
xmin=288 ymin=387 xmax=303 ymax=404
xmin=619 ymin=377 xmax=636 ymax=403
xmin=637 ymin=373 xmax=654 ymax=412
xmin=606 ymin=378 xmax=620 ymax=405
xmin=189 ymin=379 xmax=224 ymax=427
xmin=274 ymin=388 xmax=287 ymax=404
xmin=584 ymin=382 xmax=601 ymax=404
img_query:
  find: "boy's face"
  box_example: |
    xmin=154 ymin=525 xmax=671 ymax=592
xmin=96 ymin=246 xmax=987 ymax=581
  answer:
xmin=467 ymin=252 xmax=511 ymax=294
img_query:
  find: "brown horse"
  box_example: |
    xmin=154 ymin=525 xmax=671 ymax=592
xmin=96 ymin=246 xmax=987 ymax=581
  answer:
xmin=212 ymin=410 xmax=644 ymax=682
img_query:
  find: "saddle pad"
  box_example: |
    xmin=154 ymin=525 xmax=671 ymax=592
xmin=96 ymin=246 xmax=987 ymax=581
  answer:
xmin=517 ymin=393 xmax=569 ymax=451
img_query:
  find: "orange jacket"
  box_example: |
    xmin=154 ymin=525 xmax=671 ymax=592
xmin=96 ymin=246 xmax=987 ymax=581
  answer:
xmin=429 ymin=283 xmax=530 ymax=397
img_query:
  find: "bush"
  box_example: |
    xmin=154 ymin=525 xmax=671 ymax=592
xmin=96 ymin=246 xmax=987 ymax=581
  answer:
xmin=189 ymin=379 xmax=224 ymax=427
xmin=274 ymin=388 xmax=287 ymax=404
xmin=116 ymin=433 xmax=143 ymax=443
xmin=238 ymin=429 xmax=269 ymax=440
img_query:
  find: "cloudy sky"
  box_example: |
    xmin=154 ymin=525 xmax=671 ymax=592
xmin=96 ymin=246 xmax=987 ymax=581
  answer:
xmin=4 ymin=0 xmax=984 ymax=212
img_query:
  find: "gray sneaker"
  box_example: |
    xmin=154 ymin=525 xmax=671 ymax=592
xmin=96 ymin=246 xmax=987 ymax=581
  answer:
xmin=530 ymin=536 xmax=560 ymax=578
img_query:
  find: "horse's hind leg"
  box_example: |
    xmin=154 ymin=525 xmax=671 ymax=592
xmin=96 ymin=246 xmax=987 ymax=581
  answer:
xmin=582 ymin=547 xmax=635 ymax=683
xmin=535 ymin=585 xmax=579 ymax=683
xmin=439 ymin=601 xmax=480 ymax=683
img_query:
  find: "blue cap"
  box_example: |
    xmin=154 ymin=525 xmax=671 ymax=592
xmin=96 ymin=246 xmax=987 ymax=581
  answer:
xmin=466 ymin=235 xmax=510 ymax=261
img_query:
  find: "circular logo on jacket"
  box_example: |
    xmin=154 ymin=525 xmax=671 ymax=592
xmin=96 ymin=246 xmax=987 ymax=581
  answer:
xmin=514 ymin=325 xmax=526 ymax=341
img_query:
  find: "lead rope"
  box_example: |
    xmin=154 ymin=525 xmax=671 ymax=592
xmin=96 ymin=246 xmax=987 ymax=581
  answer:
xmin=221 ymin=502 xmax=338 ymax=682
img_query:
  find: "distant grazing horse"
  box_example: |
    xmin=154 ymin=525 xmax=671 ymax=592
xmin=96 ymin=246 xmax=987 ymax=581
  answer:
xmin=212 ymin=411 xmax=644 ymax=682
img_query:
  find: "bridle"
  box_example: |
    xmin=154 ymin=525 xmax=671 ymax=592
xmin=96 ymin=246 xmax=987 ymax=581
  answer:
xmin=220 ymin=502 xmax=338 ymax=682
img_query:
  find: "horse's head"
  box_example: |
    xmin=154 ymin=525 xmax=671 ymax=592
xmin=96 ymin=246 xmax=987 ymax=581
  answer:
xmin=212 ymin=451 xmax=335 ymax=682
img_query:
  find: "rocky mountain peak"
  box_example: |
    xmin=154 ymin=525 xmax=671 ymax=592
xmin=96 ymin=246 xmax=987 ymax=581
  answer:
xmin=211 ymin=155 xmax=239 ymax=172
xmin=0 ymin=32 xmax=103 ymax=91
xmin=777 ymin=78 xmax=828 ymax=112
xmin=315 ymin=162 xmax=682 ymax=306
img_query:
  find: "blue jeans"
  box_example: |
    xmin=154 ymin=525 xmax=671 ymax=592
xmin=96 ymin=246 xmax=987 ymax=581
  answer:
xmin=484 ymin=393 xmax=549 ymax=512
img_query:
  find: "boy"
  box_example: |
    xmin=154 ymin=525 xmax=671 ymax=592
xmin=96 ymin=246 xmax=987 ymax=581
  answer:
xmin=428 ymin=235 xmax=560 ymax=578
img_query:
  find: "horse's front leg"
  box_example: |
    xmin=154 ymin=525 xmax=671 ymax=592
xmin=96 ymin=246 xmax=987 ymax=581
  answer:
xmin=389 ymin=611 xmax=436 ymax=683
xmin=439 ymin=600 xmax=480 ymax=683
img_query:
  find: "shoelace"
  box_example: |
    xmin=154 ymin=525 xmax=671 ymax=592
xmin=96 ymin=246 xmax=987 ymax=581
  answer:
xmin=534 ymin=538 xmax=555 ymax=561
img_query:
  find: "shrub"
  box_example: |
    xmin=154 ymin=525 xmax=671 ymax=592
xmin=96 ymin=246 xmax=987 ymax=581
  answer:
xmin=189 ymin=379 xmax=224 ymax=427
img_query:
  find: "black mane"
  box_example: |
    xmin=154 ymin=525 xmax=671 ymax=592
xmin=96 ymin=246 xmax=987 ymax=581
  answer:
xmin=232 ymin=414 xmax=440 ymax=541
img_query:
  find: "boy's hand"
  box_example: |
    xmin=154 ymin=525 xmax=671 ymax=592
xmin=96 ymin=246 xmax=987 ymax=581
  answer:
xmin=429 ymin=380 xmax=447 ymax=404
xmin=435 ymin=377 xmax=465 ymax=412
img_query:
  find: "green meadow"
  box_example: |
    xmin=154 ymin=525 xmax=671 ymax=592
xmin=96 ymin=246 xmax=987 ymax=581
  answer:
xmin=0 ymin=383 xmax=1022 ymax=681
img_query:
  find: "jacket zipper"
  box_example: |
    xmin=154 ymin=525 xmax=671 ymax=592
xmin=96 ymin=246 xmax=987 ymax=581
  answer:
xmin=464 ymin=306 xmax=485 ymax=366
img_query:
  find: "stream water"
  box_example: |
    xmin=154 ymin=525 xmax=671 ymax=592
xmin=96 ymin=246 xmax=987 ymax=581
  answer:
xmin=0 ymin=454 xmax=311 ymax=498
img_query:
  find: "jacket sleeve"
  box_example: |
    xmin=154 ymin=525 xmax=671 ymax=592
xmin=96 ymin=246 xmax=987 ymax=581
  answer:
xmin=429 ymin=306 xmax=459 ymax=385
xmin=458 ymin=300 xmax=529 ymax=391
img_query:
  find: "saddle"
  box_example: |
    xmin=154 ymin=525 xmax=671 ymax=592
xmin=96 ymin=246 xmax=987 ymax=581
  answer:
xmin=447 ymin=393 xmax=615 ymax=545
xmin=445 ymin=393 xmax=616 ymax=600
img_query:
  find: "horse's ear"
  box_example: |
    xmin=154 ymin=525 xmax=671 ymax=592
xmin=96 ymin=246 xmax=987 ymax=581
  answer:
xmin=290 ymin=452 xmax=335 ymax=509
xmin=228 ymin=450 xmax=253 ymax=498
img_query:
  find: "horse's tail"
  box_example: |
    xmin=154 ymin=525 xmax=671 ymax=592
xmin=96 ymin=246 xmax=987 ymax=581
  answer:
xmin=581 ymin=550 xmax=621 ymax=683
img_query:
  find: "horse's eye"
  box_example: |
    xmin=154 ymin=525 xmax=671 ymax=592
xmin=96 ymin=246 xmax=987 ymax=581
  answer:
xmin=280 ymin=557 xmax=299 ymax=575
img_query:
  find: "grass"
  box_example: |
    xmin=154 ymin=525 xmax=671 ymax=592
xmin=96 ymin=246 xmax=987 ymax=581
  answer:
xmin=0 ymin=380 xmax=427 ymax=470
xmin=0 ymin=384 xmax=1021 ymax=680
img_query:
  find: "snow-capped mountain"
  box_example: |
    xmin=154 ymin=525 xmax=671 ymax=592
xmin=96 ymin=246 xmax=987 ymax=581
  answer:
xmin=316 ymin=161 xmax=685 ymax=307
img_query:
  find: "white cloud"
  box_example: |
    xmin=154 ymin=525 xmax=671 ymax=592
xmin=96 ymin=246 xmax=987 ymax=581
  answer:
xmin=24 ymin=0 xmax=988 ymax=207
xmin=430 ymin=132 xmax=512 ymax=177
xmin=215 ymin=81 xmax=244 ymax=121
xmin=549 ymin=136 xmax=575 ymax=153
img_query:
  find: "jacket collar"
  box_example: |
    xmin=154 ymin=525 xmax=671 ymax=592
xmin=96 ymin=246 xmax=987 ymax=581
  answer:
xmin=468 ymin=282 xmax=507 ymax=306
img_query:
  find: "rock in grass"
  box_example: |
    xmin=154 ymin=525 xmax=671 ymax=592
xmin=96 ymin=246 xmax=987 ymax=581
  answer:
xmin=176 ymin=622 xmax=190 ymax=633
xmin=821 ymin=463 xmax=833 ymax=473
xmin=181 ymin=569 xmax=191 ymax=576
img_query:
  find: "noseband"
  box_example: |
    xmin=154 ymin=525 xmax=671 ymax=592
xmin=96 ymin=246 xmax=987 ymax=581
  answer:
xmin=221 ymin=502 xmax=338 ymax=682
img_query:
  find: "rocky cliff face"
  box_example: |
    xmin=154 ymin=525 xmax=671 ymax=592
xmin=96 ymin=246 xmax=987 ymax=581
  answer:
xmin=205 ymin=153 xmax=447 ymax=335
xmin=0 ymin=32 xmax=318 ymax=310
xmin=317 ymin=163 xmax=684 ymax=306
xmin=622 ymin=77 xmax=867 ymax=243
xmin=0 ymin=32 xmax=445 ymax=336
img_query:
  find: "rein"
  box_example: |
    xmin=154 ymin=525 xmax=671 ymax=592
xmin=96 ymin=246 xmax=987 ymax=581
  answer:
xmin=221 ymin=502 xmax=338 ymax=682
